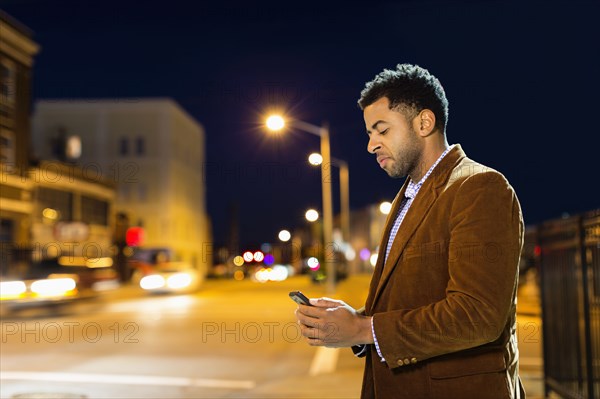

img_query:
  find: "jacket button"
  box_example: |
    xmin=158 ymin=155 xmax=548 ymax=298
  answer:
xmin=397 ymin=359 xmax=404 ymax=366
xmin=403 ymin=358 xmax=410 ymax=365
xmin=410 ymin=357 xmax=417 ymax=364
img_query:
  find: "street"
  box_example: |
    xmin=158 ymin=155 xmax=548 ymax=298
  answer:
xmin=1 ymin=274 xmax=543 ymax=399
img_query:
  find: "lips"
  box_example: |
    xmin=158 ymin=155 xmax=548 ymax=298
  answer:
xmin=377 ymin=156 xmax=390 ymax=166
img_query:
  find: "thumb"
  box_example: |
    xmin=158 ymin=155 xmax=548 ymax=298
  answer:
xmin=311 ymin=297 xmax=344 ymax=308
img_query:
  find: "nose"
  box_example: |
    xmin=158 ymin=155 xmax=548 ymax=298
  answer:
xmin=367 ymin=135 xmax=381 ymax=154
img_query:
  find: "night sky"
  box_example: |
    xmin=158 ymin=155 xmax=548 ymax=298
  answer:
xmin=2 ymin=0 xmax=599 ymax=248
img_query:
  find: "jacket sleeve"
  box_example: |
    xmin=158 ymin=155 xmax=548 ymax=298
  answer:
xmin=372 ymin=171 xmax=523 ymax=369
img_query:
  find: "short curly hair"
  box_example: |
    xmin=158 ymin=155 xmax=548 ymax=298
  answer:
xmin=358 ymin=64 xmax=449 ymax=133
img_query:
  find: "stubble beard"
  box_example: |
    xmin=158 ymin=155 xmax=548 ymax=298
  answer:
xmin=386 ymin=129 xmax=422 ymax=180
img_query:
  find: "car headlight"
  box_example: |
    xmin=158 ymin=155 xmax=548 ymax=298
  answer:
xmin=0 ymin=281 xmax=27 ymax=300
xmin=30 ymin=278 xmax=77 ymax=297
xmin=140 ymin=275 xmax=165 ymax=290
xmin=166 ymin=273 xmax=193 ymax=289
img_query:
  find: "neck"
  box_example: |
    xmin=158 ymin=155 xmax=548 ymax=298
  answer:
xmin=409 ymin=137 xmax=449 ymax=182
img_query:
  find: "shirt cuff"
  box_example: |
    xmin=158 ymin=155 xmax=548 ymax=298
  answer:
xmin=371 ymin=316 xmax=386 ymax=362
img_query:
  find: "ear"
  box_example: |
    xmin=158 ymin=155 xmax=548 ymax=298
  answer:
xmin=413 ymin=109 xmax=436 ymax=137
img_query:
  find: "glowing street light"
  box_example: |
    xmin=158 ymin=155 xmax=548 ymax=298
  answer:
xmin=265 ymin=114 xmax=336 ymax=294
xmin=305 ymin=209 xmax=319 ymax=222
xmin=308 ymin=152 xmax=323 ymax=166
xmin=266 ymin=115 xmax=285 ymax=131
xmin=278 ymin=229 xmax=291 ymax=242
xmin=379 ymin=201 xmax=392 ymax=215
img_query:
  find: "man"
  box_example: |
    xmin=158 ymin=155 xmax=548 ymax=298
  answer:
xmin=295 ymin=64 xmax=525 ymax=398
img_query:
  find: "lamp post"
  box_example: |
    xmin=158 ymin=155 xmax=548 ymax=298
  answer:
xmin=266 ymin=115 xmax=336 ymax=294
xmin=308 ymin=153 xmax=350 ymax=245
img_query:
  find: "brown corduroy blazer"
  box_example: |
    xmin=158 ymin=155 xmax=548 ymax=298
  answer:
xmin=357 ymin=145 xmax=525 ymax=399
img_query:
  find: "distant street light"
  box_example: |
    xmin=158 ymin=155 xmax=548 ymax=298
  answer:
xmin=265 ymin=114 xmax=336 ymax=294
xmin=307 ymin=152 xmax=350 ymax=245
xmin=379 ymin=201 xmax=392 ymax=215
xmin=305 ymin=209 xmax=319 ymax=222
xmin=308 ymin=152 xmax=323 ymax=166
xmin=278 ymin=229 xmax=291 ymax=242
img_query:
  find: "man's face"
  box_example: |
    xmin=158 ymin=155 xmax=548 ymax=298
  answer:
xmin=363 ymin=97 xmax=422 ymax=179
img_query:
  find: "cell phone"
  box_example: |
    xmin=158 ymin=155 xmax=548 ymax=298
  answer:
xmin=289 ymin=291 xmax=313 ymax=306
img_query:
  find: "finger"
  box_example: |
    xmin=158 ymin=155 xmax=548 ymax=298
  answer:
xmin=297 ymin=304 xmax=326 ymax=318
xmin=296 ymin=312 xmax=321 ymax=328
xmin=300 ymin=324 xmax=322 ymax=340
xmin=311 ymin=297 xmax=344 ymax=308
xmin=306 ymin=331 xmax=339 ymax=347
xmin=302 ymin=328 xmax=332 ymax=346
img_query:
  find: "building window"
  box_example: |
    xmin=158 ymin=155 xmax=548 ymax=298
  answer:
xmin=0 ymin=58 xmax=16 ymax=106
xmin=81 ymin=195 xmax=109 ymax=226
xmin=37 ymin=187 xmax=73 ymax=221
xmin=0 ymin=218 xmax=14 ymax=242
xmin=0 ymin=129 xmax=15 ymax=166
xmin=0 ymin=57 xmax=16 ymax=129
xmin=136 ymin=136 xmax=145 ymax=156
xmin=119 ymin=137 xmax=129 ymax=156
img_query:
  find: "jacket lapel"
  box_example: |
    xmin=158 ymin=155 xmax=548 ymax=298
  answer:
xmin=365 ymin=180 xmax=410 ymax=311
xmin=368 ymin=145 xmax=466 ymax=312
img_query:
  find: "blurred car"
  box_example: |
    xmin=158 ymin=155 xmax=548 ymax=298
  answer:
xmin=0 ymin=255 xmax=120 ymax=314
xmin=0 ymin=274 xmax=79 ymax=312
xmin=133 ymin=261 xmax=201 ymax=294
xmin=128 ymin=247 xmax=201 ymax=294
xmin=35 ymin=256 xmax=120 ymax=294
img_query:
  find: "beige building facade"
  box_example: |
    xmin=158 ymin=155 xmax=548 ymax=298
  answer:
xmin=31 ymin=99 xmax=212 ymax=275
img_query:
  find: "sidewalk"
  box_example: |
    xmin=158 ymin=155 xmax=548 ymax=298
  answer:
xmin=516 ymin=270 xmax=545 ymax=398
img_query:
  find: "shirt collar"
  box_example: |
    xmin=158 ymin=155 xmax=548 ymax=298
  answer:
xmin=405 ymin=144 xmax=455 ymax=199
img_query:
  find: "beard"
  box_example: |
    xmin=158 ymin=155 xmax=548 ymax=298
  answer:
xmin=385 ymin=127 xmax=423 ymax=179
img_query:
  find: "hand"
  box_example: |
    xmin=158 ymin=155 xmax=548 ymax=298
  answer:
xmin=295 ymin=297 xmax=373 ymax=347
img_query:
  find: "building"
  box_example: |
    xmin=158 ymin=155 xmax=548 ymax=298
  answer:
xmin=31 ymin=99 xmax=212 ymax=276
xmin=0 ymin=11 xmax=39 ymax=273
xmin=1 ymin=12 xmax=117 ymax=282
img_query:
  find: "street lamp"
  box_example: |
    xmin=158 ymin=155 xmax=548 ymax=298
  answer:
xmin=308 ymin=152 xmax=323 ymax=166
xmin=265 ymin=115 xmax=336 ymax=294
xmin=379 ymin=201 xmax=392 ymax=215
xmin=305 ymin=208 xmax=319 ymax=222
xmin=307 ymin=152 xmax=350 ymax=246
xmin=278 ymin=229 xmax=291 ymax=242
xmin=266 ymin=115 xmax=285 ymax=131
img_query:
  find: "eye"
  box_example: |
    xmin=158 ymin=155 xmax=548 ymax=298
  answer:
xmin=379 ymin=129 xmax=389 ymax=135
